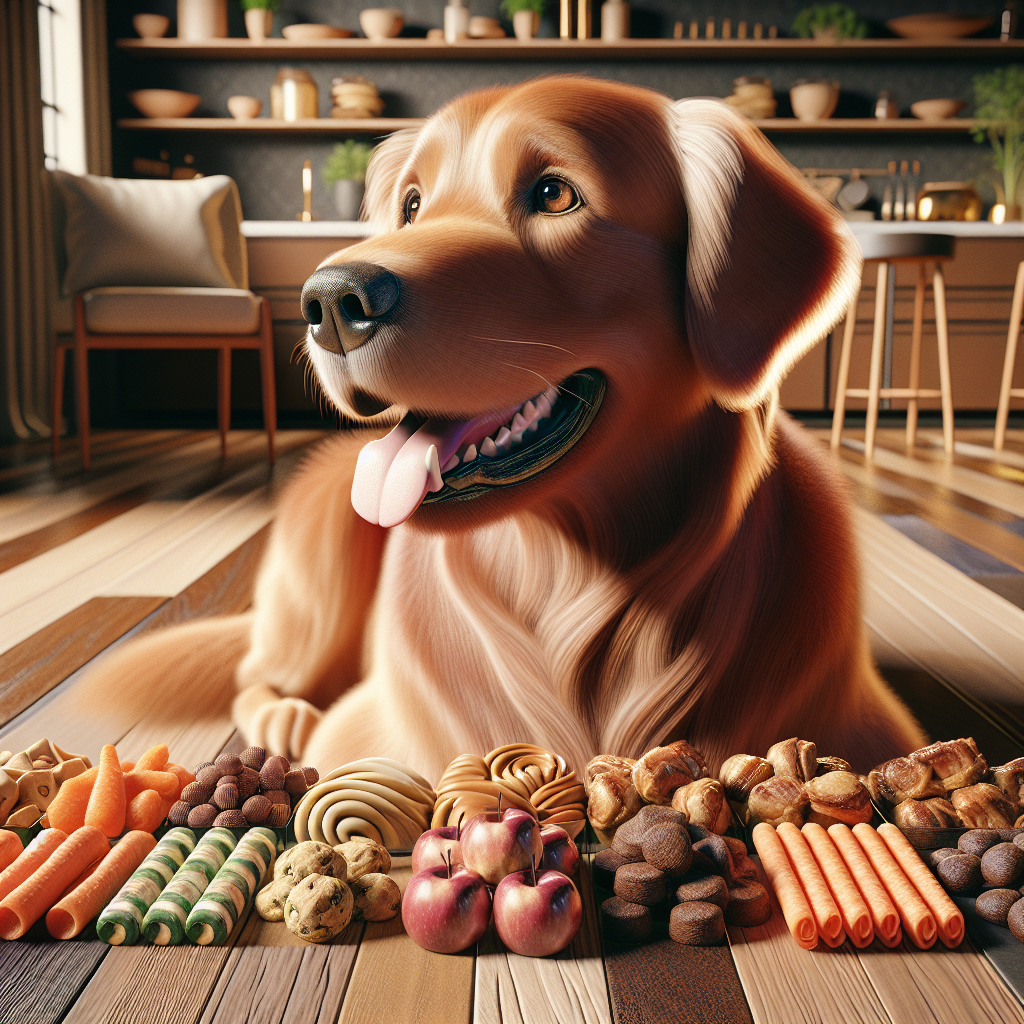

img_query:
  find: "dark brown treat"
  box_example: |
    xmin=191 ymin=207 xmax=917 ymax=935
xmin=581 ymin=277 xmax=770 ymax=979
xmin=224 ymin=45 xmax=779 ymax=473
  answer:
xmin=997 ymin=827 xmax=1024 ymax=843
xmin=675 ymin=875 xmax=729 ymax=911
xmin=1015 ymin=833 xmax=1024 ymax=853
xmin=669 ymin=901 xmax=725 ymax=945
xmin=611 ymin=828 xmax=643 ymax=861
xmin=641 ymin=822 xmax=693 ymax=876
xmin=685 ymin=823 xmax=711 ymax=844
xmin=614 ymin=862 xmax=669 ymax=906
xmin=167 ymin=800 xmax=191 ymax=826
xmin=187 ymin=803 xmax=218 ymax=828
xmin=196 ymin=765 xmax=221 ymax=788
xmin=239 ymin=745 xmax=267 ymax=771
xmin=618 ymin=804 xmax=687 ymax=841
xmin=263 ymin=789 xmax=290 ymax=806
xmin=213 ymin=782 xmax=239 ymax=811
xmin=594 ymin=848 xmax=634 ymax=889
xmin=302 ymin=766 xmax=320 ymax=786
xmin=260 ymin=758 xmax=287 ymax=793
xmin=976 ymin=889 xmax=1021 ymax=926
xmin=601 ymin=897 xmax=652 ymax=944
xmin=692 ymin=835 xmax=735 ymax=883
xmin=284 ymin=769 xmax=308 ymax=797
xmin=1009 ymin=899 xmax=1024 ymax=942
xmin=180 ymin=781 xmax=213 ymax=806
xmin=981 ymin=843 xmax=1024 ymax=887
xmin=242 ymin=794 xmax=272 ymax=825
xmin=214 ymin=809 xmax=247 ymax=827
xmin=237 ymin=767 xmax=260 ymax=801
xmin=217 ymin=775 xmax=237 ymax=789
xmin=194 ymin=761 xmax=215 ymax=774
xmin=214 ymin=752 xmax=243 ymax=776
xmin=267 ymin=803 xmax=291 ymax=827
xmin=928 ymin=848 xmax=959 ymax=869
xmin=724 ymin=883 xmax=771 ymax=927
xmin=959 ymin=829 xmax=1001 ymax=858
xmin=936 ymin=853 xmax=983 ymax=894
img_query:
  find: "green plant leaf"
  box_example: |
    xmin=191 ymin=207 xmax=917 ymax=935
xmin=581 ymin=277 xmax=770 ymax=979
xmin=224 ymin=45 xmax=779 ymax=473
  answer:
xmin=322 ymin=140 xmax=375 ymax=184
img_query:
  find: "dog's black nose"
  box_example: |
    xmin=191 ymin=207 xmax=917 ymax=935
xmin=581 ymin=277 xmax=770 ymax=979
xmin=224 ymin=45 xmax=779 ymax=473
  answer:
xmin=301 ymin=263 xmax=401 ymax=355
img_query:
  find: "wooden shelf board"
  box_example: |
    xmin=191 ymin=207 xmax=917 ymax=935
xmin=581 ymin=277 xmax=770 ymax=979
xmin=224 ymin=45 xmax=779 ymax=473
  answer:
xmin=115 ymin=36 xmax=1024 ymax=61
xmin=755 ymin=117 xmax=981 ymax=132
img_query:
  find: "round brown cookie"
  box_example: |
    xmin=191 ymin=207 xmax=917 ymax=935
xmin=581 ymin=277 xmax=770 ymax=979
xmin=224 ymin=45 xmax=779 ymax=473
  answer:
xmin=928 ymin=848 xmax=958 ymax=869
xmin=937 ymin=853 xmax=983 ymax=894
xmin=1015 ymin=833 xmax=1024 ymax=853
xmin=641 ymin=822 xmax=692 ymax=876
xmin=958 ymin=830 xmax=1000 ymax=858
xmin=611 ymin=826 xmax=644 ymax=861
xmin=981 ymin=843 xmax=1024 ymax=887
xmin=674 ymin=875 xmax=729 ymax=911
xmin=669 ymin=901 xmax=725 ymax=946
xmin=601 ymin=897 xmax=652 ymax=944
xmin=997 ymin=827 xmax=1024 ymax=843
xmin=1009 ymin=898 xmax=1024 ymax=942
xmin=976 ymin=889 xmax=1021 ymax=926
xmin=594 ymin=848 xmax=635 ymax=889
xmin=613 ymin=805 xmax=686 ymax=859
xmin=614 ymin=862 xmax=669 ymax=907
xmin=724 ymin=883 xmax=771 ymax=927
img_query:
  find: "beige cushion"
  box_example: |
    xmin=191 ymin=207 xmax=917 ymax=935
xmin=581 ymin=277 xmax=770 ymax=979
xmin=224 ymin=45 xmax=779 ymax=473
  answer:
xmin=82 ymin=287 xmax=261 ymax=335
xmin=50 ymin=172 xmax=248 ymax=297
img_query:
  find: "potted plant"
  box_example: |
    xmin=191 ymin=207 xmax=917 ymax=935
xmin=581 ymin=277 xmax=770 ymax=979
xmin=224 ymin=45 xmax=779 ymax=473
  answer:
xmin=322 ymin=141 xmax=374 ymax=220
xmin=973 ymin=66 xmax=1024 ymax=220
xmin=500 ymin=0 xmax=545 ymax=40
xmin=240 ymin=0 xmax=280 ymax=41
xmin=791 ymin=4 xmax=867 ymax=40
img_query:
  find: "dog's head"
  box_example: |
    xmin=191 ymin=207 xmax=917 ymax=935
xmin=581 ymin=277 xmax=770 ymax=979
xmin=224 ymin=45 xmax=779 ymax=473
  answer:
xmin=302 ymin=77 xmax=859 ymax=531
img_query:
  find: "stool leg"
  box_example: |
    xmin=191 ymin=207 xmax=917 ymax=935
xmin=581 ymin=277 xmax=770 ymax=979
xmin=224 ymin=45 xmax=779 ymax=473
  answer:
xmin=830 ymin=291 xmax=859 ymax=450
xmin=995 ymin=260 xmax=1024 ymax=451
xmin=51 ymin=346 xmax=66 ymax=462
xmin=218 ymin=347 xmax=231 ymax=459
xmin=906 ymin=262 xmax=927 ymax=449
xmin=865 ymin=262 xmax=888 ymax=461
xmin=933 ymin=264 xmax=954 ymax=456
xmin=258 ymin=299 xmax=277 ymax=466
xmin=73 ymin=297 xmax=91 ymax=472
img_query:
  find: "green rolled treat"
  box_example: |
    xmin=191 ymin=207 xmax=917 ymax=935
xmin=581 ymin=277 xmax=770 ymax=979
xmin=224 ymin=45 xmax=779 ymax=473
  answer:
xmin=97 ymin=827 xmax=197 ymax=945
xmin=186 ymin=827 xmax=277 ymax=946
xmin=141 ymin=827 xmax=236 ymax=945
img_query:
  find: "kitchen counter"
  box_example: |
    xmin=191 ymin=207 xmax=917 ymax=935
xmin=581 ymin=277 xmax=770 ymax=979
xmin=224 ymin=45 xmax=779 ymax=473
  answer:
xmin=241 ymin=220 xmax=373 ymax=238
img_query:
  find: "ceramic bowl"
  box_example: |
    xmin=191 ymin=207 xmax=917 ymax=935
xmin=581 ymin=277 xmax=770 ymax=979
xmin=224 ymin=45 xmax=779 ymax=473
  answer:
xmin=359 ymin=8 xmax=404 ymax=40
xmin=227 ymin=95 xmax=263 ymax=119
xmin=281 ymin=23 xmax=353 ymax=40
xmin=789 ymin=79 xmax=839 ymax=121
xmin=132 ymin=13 xmax=170 ymax=38
xmin=886 ymin=14 xmax=993 ymax=39
xmin=469 ymin=16 xmax=506 ymax=37
xmin=127 ymin=89 xmax=201 ymax=119
xmin=910 ymin=98 xmax=967 ymax=120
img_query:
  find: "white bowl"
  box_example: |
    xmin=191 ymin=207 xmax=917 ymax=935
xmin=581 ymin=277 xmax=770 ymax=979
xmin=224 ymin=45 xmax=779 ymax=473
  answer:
xmin=132 ymin=13 xmax=170 ymax=38
xmin=790 ymin=80 xmax=839 ymax=121
xmin=227 ymin=95 xmax=262 ymax=119
xmin=359 ymin=8 xmax=404 ymax=40
xmin=128 ymin=89 xmax=201 ymax=119
xmin=911 ymin=99 xmax=967 ymax=121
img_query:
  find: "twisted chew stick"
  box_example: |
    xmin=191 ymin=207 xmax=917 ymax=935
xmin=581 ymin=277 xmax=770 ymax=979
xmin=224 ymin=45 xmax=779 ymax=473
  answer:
xmin=97 ymin=827 xmax=196 ymax=945
xmin=851 ymin=823 xmax=937 ymax=949
xmin=776 ymin=822 xmax=844 ymax=946
xmin=0 ymin=829 xmax=66 ymax=902
xmin=827 ymin=825 xmax=901 ymax=947
xmin=751 ymin=822 xmax=817 ymax=949
xmin=801 ymin=824 xmax=873 ymax=948
xmin=877 ymin=823 xmax=964 ymax=948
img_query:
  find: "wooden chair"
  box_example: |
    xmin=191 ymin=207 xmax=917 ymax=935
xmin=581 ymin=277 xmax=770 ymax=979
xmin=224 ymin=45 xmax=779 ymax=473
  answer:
xmin=995 ymin=259 xmax=1024 ymax=452
xmin=831 ymin=233 xmax=956 ymax=460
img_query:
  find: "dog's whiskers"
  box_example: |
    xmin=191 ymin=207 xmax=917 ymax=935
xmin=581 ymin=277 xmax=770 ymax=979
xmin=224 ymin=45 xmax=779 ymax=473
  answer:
xmin=502 ymin=363 xmax=593 ymax=411
xmin=475 ymin=336 xmax=579 ymax=358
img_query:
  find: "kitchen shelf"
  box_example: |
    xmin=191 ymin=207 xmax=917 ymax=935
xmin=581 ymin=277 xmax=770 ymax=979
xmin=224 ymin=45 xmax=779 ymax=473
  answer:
xmin=115 ymin=37 xmax=1024 ymax=62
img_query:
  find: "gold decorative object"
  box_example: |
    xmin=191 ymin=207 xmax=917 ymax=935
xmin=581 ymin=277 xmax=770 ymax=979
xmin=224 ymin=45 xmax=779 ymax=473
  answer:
xmin=916 ymin=181 xmax=982 ymax=222
xmin=271 ymin=67 xmax=319 ymax=121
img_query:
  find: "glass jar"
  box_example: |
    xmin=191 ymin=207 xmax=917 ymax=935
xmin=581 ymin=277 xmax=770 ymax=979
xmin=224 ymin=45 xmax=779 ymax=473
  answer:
xmin=270 ymin=68 xmax=319 ymax=121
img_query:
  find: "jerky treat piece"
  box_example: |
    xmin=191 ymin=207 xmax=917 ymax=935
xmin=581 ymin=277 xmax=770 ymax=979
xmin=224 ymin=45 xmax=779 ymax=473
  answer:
xmin=928 ymin=848 xmax=959 ymax=869
xmin=992 ymin=758 xmax=1024 ymax=807
xmin=336 ymin=836 xmax=390 ymax=880
xmin=632 ymin=741 xmax=709 ymax=805
xmin=276 ymin=840 xmax=348 ymax=884
xmin=349 ymin=872 xmax=401 ymax=921
xmin=724 ymin=882 xmax=771 ymax=927
xmin=188 ymin=803 xmax=218 ymax=828
xmin=893 ymin=798 xmax=961 ymax=829
xmin=952 ymin=785 xmax=1019 ymax=830
xmin=588 ymin=767 xmax=643 ymax=835
xmin=594 ymin=848 xmax=634 ymax=888
xmin=239 ymin=746 xmax=267 ymax=771
xmin=804 ymin=772 xmax=872 ymax=826
xmin=214 ymin=753 xmax=243 ymax=776
xmin=284 ymin=873 xmax=354 ymax=943
xmin=765 ymin=738 xmax=817 ymax=783
xmin=641 ymin=822 xmax=693 ymax=876
xmin=959 ymin=829 xmax=1001 ymax=857
xmin=167 ymin=801 xmax=191 ymax=826
xmin=601 ymin=896 xmax=652 ymax=944
xmin=675 ymin=875 xmax=729 ymax=911
xmin=869 ymin=758 xmax=944 ymax=805
xmin=584 ymin=754 xmax=637 ymax=793
xmin=718 ymin=754 xmax=774 ymax=802
xmin=669 ymin=901 xmax=725 ymax=945
xmin=981 ymin=843 xmax=1024 ymax=887
xmin=976 ymin=889 xmax=1021 ymax=927
xmin=911 ymin=737 xmax=987 ymax=791
xmin=255 ymin=876 xmax=295 ymax=922
xmin=747 ymin=776 xmax=809 ymax=828
xmin=614 ymin=862 xmax=669 ymax=906
xmin=671 ymin=778 xmax=732 ymax=834
xmin=1009 ymin=899 xmax=1024 ymax=943
xmin=936 ymin=853 xmax=983 ymax=894
xmin=692 ymin=835 xmax=735 ymax=883
xmin=816 ymin=756 xmax=852 ymax=776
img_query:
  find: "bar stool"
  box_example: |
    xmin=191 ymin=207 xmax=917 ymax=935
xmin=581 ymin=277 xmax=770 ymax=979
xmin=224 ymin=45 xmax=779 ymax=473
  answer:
xmin=831 ymin=233 xmax=956 ymax=460
xmin=995 ymin=259 xmax=1024 ymax=451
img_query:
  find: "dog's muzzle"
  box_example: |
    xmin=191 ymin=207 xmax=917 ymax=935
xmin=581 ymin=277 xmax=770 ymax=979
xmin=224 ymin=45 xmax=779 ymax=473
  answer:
xmin=301 ymin=262 xmax=401 ymax=355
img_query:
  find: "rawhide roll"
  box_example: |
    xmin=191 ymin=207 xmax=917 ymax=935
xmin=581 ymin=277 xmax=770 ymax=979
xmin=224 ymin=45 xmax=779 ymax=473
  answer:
xmin=293 ymin=758 xmax=435 ymax=849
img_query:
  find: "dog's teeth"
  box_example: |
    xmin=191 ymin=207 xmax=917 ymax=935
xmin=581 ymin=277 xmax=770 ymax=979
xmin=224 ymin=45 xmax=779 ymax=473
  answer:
xmin=536 ymin=395 xmax=552 ymax=418
xmin=463 ymin=444 xmax=477 ymax=462
xmin=511 ymin=431 xmax=524 ymax=446
xmin=425 ymin=444 xmax=443 ymax=491
xmin=495 ymin=427 xmax=512 ymax=450
xmin=442 ymin=454 xmax=459 ymax=473
xmin=522 ymin=400 xmax=536 ymax=421
xmin=480 ymin=437 xmax=498 ymax=457
xmin=544 ymin=387 xmax=558 ymax=404
xmin=511 ymin=413 xmax=527 ymax=433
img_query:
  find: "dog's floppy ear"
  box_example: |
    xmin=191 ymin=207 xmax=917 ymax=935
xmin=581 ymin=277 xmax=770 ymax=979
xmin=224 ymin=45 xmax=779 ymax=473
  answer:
xmin=361 ymin=128 xmax=421 ymax=231
xmin=669 ymin=99 xmax=861 ymax=411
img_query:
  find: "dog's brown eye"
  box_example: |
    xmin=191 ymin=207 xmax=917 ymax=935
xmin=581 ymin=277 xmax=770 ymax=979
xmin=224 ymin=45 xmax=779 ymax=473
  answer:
xmin=404 ymin=191 xmax=421 ymax=224
xmin=534 ymin=176 xmax=581 ymax=216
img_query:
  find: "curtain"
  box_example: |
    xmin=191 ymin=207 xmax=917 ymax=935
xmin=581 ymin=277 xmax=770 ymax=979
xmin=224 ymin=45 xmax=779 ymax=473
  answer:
xmin=81 ymin=0 xmax=110 ymax=176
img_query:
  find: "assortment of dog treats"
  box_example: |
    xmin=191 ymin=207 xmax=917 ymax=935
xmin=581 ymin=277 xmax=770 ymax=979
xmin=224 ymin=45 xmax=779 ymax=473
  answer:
xmin=0 ymin=740 xmax=92 ymax=829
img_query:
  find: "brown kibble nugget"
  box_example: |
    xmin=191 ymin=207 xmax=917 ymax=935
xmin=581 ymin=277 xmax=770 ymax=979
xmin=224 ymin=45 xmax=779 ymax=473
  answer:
xmin=255 ymin=876 xmax=294 ymax=921
xmin=181 ymin=781 xmax=213 ymax=806
xmin=188 ymin=803 xmax=218 ymax=828
xmin=981 ymin=843 xmax=1024 ymax=887
xmin=641 ymin=822 xmax=692 ymax=876
xmin=214 ymin=809 xmax=247 ymax=827
xmin=612 ymin=805 xmax=686 ymax=859
xmin=196 ymin=765 xmax=220 ymax=788
xmin=669 ymin=901 xmax=725 ymax=945
xmin=675 ymin=875 xmax=729 ymax=911
xmin=601 ymin=897 xmax=652 ymax=944
xmin=264 ymin=789 xmax=290 ymax=807
xmin=167 ymin=800 xmax=191 ymax=826
xmin=260 ymin=757 xmax=287 ymax=793
xmin=724 ymin=883 xmax=771 ymax=927
xmin=976 ymin=889 xmax=1021 ymax=926
xmin=214 ymin=782 xmax=239 ymax=811
xmin=243 ymin=794 xmax=272 ymax=825
xmin=284 ymin=769 xmax=308 ymax=797
xmin=958 ymin=829 xmax=1000 ymax=857
xmin=928 ymin=848 xmax=958 ymax=869
xmin=214 ymin=752 xmax=243 ymax=776
xmin=594 ymin=848 xmax=633 ymax=889
xmin=237 ymin=767 xmax=260 ymax=801
xmin=302 ymin=767 xmax=319 ymax=786
xmin=614 ymin=862 xmax=668 ymax=906
xmin=240 ymin=745 xmax=267 ymax=771
xmin=268 ymin=804 xmax=290 ymax=827
xmin=937 ymin=853 xmax=983 ymax=894
xmin=1016 ymin=833 xmax=1024 ymax=853
xmin=1009 ymin=898 xmax=1024 ymax=942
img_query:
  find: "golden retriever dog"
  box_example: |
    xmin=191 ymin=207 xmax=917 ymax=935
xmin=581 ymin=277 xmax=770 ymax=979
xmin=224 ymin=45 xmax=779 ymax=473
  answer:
xmin=80 ymin=76 xmax=926 ymax=780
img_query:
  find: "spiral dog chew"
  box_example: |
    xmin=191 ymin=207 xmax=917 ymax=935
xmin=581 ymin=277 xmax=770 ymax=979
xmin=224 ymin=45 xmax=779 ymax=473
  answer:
xmin=186 ymin=827 xmax=278 ymax=945
xmin=142 ymin=827 xmax=236 ymax=945
xmin=293 ymin=758 xmax=435 ymax=849
xmin=431 ymin=744 xmax=587 ymax=838
xmin=97 ymin=827 xmax=196 ymax=945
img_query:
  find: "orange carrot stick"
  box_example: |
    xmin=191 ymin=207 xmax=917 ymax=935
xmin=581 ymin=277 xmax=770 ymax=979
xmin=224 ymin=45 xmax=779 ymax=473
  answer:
xmin=877 ymin=823 xmax=964 ymax=948
xmin=123 ymin=770 xmax=179 ymax=803
xmin=0 ymin=825 xmax=109 ymax=939
xmin=124 ymin=790 xmax=166 ymax=833
xmin=119 ymin=761 xmax=135 ymax=773
xmin=164 ymin=763 xmax=195 ymax=793
xmin=0 ymin=832 xmax=22 ymax=873
xmin=852 ymin=823 xmax=937 ymax=949
xmin=776 ymin=822 xmax=844 ymax=946
xmin=132 ymin=745 xmax=169 ymax=772
xmin=84 ymin=745 xmax=125 ymax=838
xmin=751 ymin=822 xmax=817 ymax=949
xmin=802 ymin=824 xmax=874 ymax=948
xmin=827 ymin=825 xmax=902 ymax=947
xmin=0 ymin=829 xmax=67 ymax=903
xmin=46 ymin=766 xmax=99 ymax=835
xmin=46 ymin=830 xmax=156 ymax=939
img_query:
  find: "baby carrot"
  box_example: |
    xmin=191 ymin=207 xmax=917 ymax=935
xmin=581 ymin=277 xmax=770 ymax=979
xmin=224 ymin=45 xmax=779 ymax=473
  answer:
xmin=124 ymin=790 xmax=166 ymax=834
xmin=828 ymin=825 xmax=902 ymax=947
xmin=46 ymin=766 xmax=99 ymax=835
xmin=132 ymin=745 xmax=169 ymax=772
xmin=85 ymin=745 xmax=126 ymax=838
xmin=0 ymin=829 xmax=67 ymax=902
xmin=0 ymin=831 xmax=22 ymax=873
xmin=123 ymin=770 xmax=179 ymax=803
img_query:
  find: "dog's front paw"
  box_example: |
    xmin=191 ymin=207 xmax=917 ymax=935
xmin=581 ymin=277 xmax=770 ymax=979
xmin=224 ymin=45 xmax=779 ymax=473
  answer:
xmin=248 ymin=696 xmax=323 ymax=762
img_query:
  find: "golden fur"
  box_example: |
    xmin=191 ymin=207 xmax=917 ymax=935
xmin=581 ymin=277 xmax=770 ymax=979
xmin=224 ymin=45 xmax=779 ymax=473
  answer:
xmin=79 ymin=78 xmax=926 ymax=780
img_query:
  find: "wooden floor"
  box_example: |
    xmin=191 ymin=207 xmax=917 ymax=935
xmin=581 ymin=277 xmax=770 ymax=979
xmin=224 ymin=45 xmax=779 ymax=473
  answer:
xmin=1 ymin=423 xmax=1023 ymax=1024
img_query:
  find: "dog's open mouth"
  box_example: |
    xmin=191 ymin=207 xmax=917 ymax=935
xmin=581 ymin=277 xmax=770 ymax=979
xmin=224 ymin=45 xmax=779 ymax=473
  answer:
xmin=351 ymin=369 xmax=606 ymax=527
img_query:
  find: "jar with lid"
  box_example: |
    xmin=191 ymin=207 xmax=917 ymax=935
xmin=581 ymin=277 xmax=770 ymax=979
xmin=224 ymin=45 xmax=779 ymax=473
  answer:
xmin=271 ymin=68 xmax=319 ymax=121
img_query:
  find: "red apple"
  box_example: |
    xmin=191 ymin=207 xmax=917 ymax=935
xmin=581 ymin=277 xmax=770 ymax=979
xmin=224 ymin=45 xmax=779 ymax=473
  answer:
xmin=539 ymin=823 xmax=579 ymax=876
xmin=411 ymin=825 xmax=464 ymax=875
xmin=401 ymin=861 xmax=491 ymax=954
xmin=493 ymin=866 xmax=583 ymax=957
xmin=462 ymin=807 xmax=543 ymax=885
